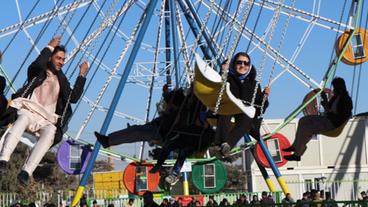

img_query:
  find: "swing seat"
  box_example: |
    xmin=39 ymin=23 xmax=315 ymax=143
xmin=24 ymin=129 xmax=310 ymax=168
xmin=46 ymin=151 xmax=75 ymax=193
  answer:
xmin=193 ymin=54 xmax=256 ymax=118
xmin=57 ymin=140 xmax=92 ymax=175
xmin=321 ymin=121 xmax=348 ymax=137
xmin=21 ymin=131 xmax=38 ymax=147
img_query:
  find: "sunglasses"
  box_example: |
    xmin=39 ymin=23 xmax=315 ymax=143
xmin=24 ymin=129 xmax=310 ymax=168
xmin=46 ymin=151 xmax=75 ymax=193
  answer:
xmin=235 ymin=60 xmax=250 ymax=66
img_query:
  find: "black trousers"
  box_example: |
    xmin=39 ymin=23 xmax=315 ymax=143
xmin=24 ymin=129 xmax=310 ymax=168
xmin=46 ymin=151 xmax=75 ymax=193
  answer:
xmin=215 ymin=113 xmax=253 ymax=148
xmin=155 ymin=126 xmax=214 ymax=175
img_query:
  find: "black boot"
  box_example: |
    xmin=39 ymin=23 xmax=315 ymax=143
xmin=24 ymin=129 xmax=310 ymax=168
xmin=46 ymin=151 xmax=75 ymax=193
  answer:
xmin=94 ymin=131 xmax=110 ymax=148
xmin=284 ymin=154 xmax=301 ymax=161
xmin=282 ymin=146 xmax=295 ymax=152
xmin=17 ymin=170 xmax=30 ymax=186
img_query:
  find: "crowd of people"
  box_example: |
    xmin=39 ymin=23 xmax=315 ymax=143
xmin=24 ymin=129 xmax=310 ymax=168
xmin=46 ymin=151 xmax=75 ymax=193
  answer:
xmin=8 ymin=188 xmax=368 ymax=207
xmin=139 ymin=191 xmax=277 ymax=207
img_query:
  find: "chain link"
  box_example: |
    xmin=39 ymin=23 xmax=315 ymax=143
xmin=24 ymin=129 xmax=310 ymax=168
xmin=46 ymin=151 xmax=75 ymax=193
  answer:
xmin=175 ymin=1 xmax=192 ymax=85
xmin=251 ymin=0 xmax=285 ymax=106
xmin=213 ymin=0 xmax=253 ymax=114
xmin=213 ymin=60 xmax=230 ymax=114
xmin=53 ymin=0 xmax=88 ymax=38
xmin=189 ymin=0 xmax=215 ymax=62
xmin=258 ymin=0 xmax=296 ymax=117
xmin=59 ymin=92 xmax=72 ymax=127
xmin=74 ymin=0 xmax=143 ymax=140
xmin=70 ymin=0 xmax=120 ymax=77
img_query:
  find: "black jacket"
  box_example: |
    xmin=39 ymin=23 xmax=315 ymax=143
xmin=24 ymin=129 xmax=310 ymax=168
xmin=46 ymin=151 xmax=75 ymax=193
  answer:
xmin=0 ymin=75 xmax=8 ymax=116
xmin=325 ymin=92 xmax=353 ymax=127
xmin=227 ymin=67 xmax=269 ymax=117
xmin=4 ymin=47 xmax=86 ymax=146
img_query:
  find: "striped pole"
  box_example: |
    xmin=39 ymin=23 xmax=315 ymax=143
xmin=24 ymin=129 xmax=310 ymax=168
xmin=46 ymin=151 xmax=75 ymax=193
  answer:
xmin=243 ymin=134 xmax=276 ymax=192
xmin=183 ymin=172 xmax=190 ymax=195
xmin=257 ymin=136 xmax=289 ymax=195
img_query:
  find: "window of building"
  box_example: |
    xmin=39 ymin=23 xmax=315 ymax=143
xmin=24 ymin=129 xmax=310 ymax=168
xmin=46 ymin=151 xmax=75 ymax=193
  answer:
xmin=267 ymin=138 xmax=282 ymax=163
xmin=314 ymin=178 xmax=322 ymax=190
xmin=352 ymin=33 xmax=365 ymax=59
xmin=203 ymin=163 xmax=216 ymax=188
xmin=305 ymin=179 xmax=313 ymax=192
xmin=135 ymin=165 xmax=148 ymax=191
xmin=70 ymin=145 xmax=81 ymax=170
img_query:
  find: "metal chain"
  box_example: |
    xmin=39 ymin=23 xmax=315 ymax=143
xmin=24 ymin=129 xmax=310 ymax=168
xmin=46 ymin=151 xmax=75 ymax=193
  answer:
xmin=144 ymin=0 xmax=166 ymax=115
xmin=189 ymin=0 xmax=215 ymax=61
xmin=59 ymin=92 xmax=72 ymax=127
xmin=251 ymin=0 xmax=285 ymax=106
xmin=70 ymin=0 xmax=120 ymax=77
xmin=258 ymin=0 xmax=296 ymax=116
xmin=175 ymin=1 xmax=192 ymax=85
xmin=59 ymin=0 xmax=124 ymax=134
xmin=140 ymin=0 xmax=168 ymax=161
xmin=213 ymin=0 xmax=245 ymax=61
xmin=214 ymin=0 xmax=253 ymax=114
xmin=81 ymin=0 xmax=120 ymax=60
xmin=64 ymin=1 xmax=131 ymax=63
xmin=213 ymin=64 xmax=229 ymax=114
xmin=53 ymin=0 xmax=88 ymax=38
xmin=74 ymin=0 xmax=143 ymax=140
xmin=227 ymin=0 xmax=253 ymax=58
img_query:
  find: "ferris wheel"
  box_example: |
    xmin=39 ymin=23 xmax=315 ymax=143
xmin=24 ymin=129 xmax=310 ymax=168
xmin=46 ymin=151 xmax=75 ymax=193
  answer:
xmin=0 ymin=0 xmax=367 ymax=203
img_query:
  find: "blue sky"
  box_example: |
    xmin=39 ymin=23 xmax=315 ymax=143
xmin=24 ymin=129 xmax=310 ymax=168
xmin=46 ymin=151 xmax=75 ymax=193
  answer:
xmin=0 ymin=0 xmax=367 ymax=169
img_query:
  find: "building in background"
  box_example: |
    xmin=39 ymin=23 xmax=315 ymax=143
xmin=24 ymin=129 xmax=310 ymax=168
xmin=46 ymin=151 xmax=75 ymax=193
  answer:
xmin=245 ymin=115 xmax=368 ymax=201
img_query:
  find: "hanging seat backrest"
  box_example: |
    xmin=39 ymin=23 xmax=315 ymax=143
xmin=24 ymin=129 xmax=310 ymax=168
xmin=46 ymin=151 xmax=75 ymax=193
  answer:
xmin=321 ymin=121 xmax=348 ymax=138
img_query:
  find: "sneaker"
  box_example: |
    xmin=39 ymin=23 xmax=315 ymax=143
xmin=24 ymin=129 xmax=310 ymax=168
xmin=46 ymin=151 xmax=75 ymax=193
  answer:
xmin=283 ymin=154 xmax=301 ymax=161
xmin=0 ymin=160 xmax=7 ymax=174
xmin=94 ymin=131 xmax=110 ymax=148
xmin=220 ymin=142 xmax=231 ymax=157
xmin=165 ymin=174 xmax=179 ymax=185
xmin=149 ymin=165 xmax=162 ymax=174
xmin=17 ymin=170 xmax=30 ymax=186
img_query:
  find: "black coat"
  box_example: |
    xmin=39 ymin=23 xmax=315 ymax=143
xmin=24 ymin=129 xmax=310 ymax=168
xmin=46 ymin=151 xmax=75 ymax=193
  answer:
xmin=227 ymin=67 xmax=269 ymax=117
xmin=1 ymin=47 xmax=86 ymax=146
xmin=325 ymin=92 xmax=353 ymax=127
xmin=0 ymin=75 xmax=8 ymax=116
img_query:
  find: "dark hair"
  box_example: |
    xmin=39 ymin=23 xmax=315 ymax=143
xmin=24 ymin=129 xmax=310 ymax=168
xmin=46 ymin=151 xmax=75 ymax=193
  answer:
xmin=331 ymin=77 xmax=347 ymax=95
xmin=52 ymin=45 xmax=66 ymax=56
xmin=230 ymin=52 xmax=251 ymax=70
